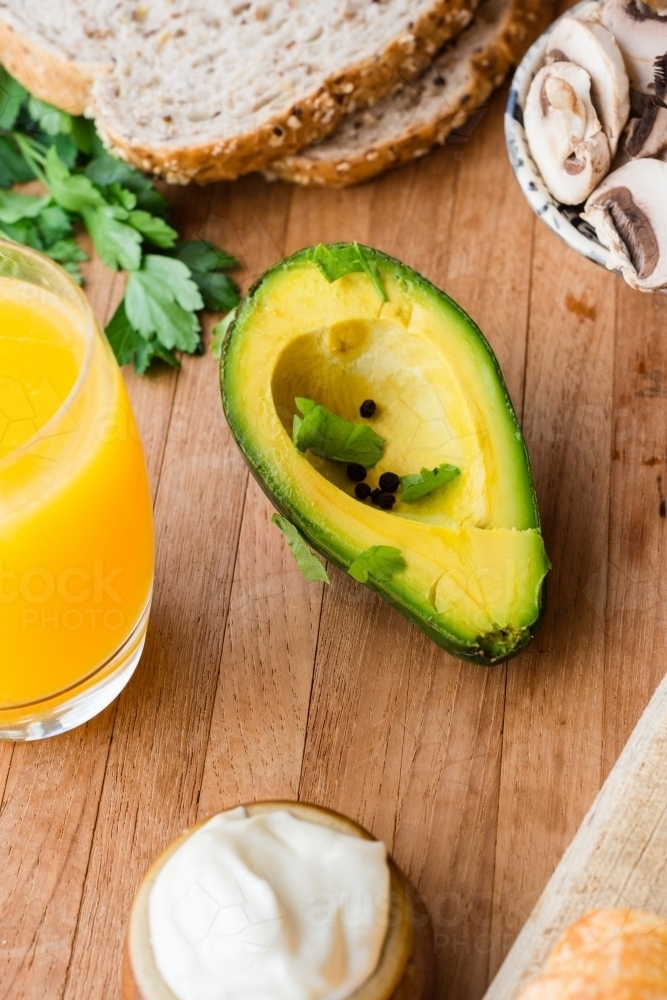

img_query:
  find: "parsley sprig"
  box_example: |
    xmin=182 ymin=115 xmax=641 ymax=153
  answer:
xmin=309 ymin=242 xmax=388 ymax=303
xmin=293 ymin=397 xmax=385 ymax=467
xmin=271 ymin=514 xmax=330 ymax=584
xmin=0 ymin=66 xmax=239 ymax=374
xmin=400 ymin=464 xmax=460 ymax=503
xmin=348 ymin=546 xmax=405 ymax=584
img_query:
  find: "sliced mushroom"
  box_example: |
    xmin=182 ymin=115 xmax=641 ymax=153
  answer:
xmin=600 ymin=0 xmax=667 ymax=94
xmin=582 ymin=158 xmax=667 ymax=290
xmin=524 ymin=62 xmax=611 ymax=205
xmin=546 ymin=18 xmax=629 ymax=157
xmin=625 ymin=53 xmax=667 ymax=157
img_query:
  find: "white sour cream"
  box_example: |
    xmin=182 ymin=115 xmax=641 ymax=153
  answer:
xmin=148 ymin=806 xmax=390 ymax=1000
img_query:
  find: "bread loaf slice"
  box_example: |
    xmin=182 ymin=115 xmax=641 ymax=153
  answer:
xmin=266 ymin=0 xmax=553 ymax=187
xmin=0 ymin=0 xmax=482 ymax=183
xmin=0 ymin=0 xmax=116 ymax=114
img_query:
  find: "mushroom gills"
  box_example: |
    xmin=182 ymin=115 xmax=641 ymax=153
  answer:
xmin=599 ymin=0 xmax=667 ymax=94
xmin=625 ymin=53 xmax=667 ymax=157
xmin=600 ymin=186 xmax=659 ymax=277
xmin=582 ymin=158 xmax=667 ymax=290
xmin=546 ymin=17 xmax=629 ymax=157
xmin=525 ymin=62 xmax=610 ymax=205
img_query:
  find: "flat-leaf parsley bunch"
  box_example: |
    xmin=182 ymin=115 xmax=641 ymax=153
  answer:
xmin=0 ymin=67 xmax=239 ymax=373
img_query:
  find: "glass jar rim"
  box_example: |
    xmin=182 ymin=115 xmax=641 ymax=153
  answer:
xmin=0 ymin=239 xmax=97 ymax=473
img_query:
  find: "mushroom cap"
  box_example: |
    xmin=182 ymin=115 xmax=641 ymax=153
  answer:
xmin=601 ymin=0 xmax=667 ymax=94
xmin=546 ymin=18 xmax=630 ymax=157
xmin=582 ymin=158 xmax=667 ymax=290
xmin=525 ymin=61 xmax=611 ymax=206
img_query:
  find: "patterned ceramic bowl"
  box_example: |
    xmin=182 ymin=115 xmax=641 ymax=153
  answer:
xmin=505 ymin=0 xmax=622 ymax=276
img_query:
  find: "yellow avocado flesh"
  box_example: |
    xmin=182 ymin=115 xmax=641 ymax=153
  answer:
xmin=223 ymin=250 xmax=549 ymax=659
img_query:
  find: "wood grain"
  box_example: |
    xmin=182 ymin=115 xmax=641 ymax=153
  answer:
xmin=490 ymin=224 xmax=617 ymax=978
xmin=61 ymin=178 xmax=292 ymax=1000
xmin=485 ymin=670 xmax=667 ymax=1000
xmin=603 ymin=286 xmax=667 ymax=771
xmin=197 ymin=478 xmax=324 ymax=815
xmin=2 ymin=62 xmax=666 ymax=1000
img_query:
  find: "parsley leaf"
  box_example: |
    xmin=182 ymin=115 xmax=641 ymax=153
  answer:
xmin=292 ymin=397 xmax=384 ymax=467
xmin=271 ymin=514 xmax=330 ymax=584
xmin=70 ymin=117 xmax=96 ymax=155
xmin=174 ymin=240 xmax=237 ymax=272
xmin=348 ymin=546 xmax=406 ymax=584
xmin=0 ymin=217 xmax=42 ymax=249
xmin=106 ymin=182 xmax=137 ymax=211
xmin=82 ymin=204 xmax=143 ymax=271
xmin=27 ymin=96 xmax=73 ymax=137
xmin=171 ymin=240 xmax=240 ymax=311
xmin=106 ymin=300 xmax=179 ymax=374
xmin=0 ymin=67 xmax=238 ymax=375
xmin=125 ymin=255 xmax=203 ymax=352
xmin=0 ymin=68 xmax=27 ymax=130
xmin=310 ymin=242 xmax=388 ymax=303
xmin=0 ymin=136 xmax=34 ymax=186
xmin=45 ymin=238 xmax=88 ymax=283
xmin=37 ymin=204 xmax=72 ymax=244
xmin=400 ymin=464 xmax=460 ymax=503
xmin=128 ymin=210 xmax=177 ymax=248
xmin=0 ymin=189 xmax=50 ymax=223
xmin=44 ymin=145 xmax=104 ymax=212
xmin=84 ymin=141 xmax=167 ymax=214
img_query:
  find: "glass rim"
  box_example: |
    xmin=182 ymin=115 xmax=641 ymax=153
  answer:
xmin=0 ymin=239 xmax=97 ymax=473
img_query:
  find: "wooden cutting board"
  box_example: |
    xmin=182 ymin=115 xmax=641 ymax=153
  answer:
xmin=485 ymin=670 xmax=667 ymax=1000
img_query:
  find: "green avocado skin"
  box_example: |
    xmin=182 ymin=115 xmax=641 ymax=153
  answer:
xmin=221 ymin=243 xmax=548 ymax=665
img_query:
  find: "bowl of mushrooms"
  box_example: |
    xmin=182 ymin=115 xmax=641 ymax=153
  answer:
xmin=505 ymin=0 xmax=667 ymax=292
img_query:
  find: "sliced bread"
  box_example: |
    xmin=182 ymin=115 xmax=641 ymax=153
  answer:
xmin=0 ymin=1 xmax=116 ymax=114
xmin=266 ymin=0 xmax=554 ymax=187
xmin=0 ymin=0 xmax=482 ymax=183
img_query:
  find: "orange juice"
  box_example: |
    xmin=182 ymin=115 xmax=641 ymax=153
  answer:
xmin=0 ymin=252 xmax=153 ymax=737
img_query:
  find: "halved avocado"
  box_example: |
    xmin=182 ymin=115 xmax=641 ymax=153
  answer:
xmin=220 ymin=244 xmax=549 ymax=664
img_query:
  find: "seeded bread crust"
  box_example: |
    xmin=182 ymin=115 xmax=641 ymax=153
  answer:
xmin=0 ymin=0 xmax=482 ymax=184
xmin=94 ymin=0 xmax=481 ymax=184
xmin=0 ymin=23 xmax=100 ymax=116
xmin=0 ymin=1 xmax=115 ymax=114
xmin=266 ymin=0 xmax=554 ymax=187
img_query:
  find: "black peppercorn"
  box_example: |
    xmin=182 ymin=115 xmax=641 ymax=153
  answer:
xmin=370 ymin=488 xmax=383 ymax=505
xmin=354 ymin=482 xmax=372 ymax=500
xmin=378 ymin=471 xmax=400 ymax=493
xmin=347 ymin=463 xmax=367 ymax=482
xmin=378 ymin=493 xmax=396 ymax=510
xmin=359 ymin=399 xmax=376 ymax=418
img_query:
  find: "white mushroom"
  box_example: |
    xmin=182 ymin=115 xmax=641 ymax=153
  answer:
xmin=582 ymin=158 xmax=667 ymax=290
xmin=601 ymin=0 xmax=667 ymax=95
xmin=524 ymin=62 xmax=611 ymax=205
xmin=546 ymin=18 xmax=629 ymax=158
xmin=625 ymin=54 xmax=667 ymax=157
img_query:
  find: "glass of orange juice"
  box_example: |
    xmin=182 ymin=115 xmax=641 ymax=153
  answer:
xmin=0 ymin=240 xmax=154 ymax=740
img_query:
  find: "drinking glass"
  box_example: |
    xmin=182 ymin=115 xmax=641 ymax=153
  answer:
xmin=0 ymin=241 xmax=154 ymax=739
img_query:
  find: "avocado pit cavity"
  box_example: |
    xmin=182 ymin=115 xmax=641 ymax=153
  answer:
xmin=271 ymin=317 xmax=483 ymax=526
